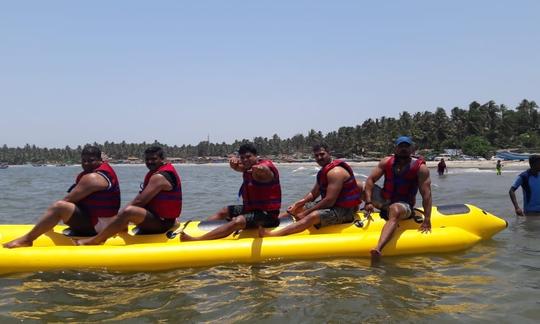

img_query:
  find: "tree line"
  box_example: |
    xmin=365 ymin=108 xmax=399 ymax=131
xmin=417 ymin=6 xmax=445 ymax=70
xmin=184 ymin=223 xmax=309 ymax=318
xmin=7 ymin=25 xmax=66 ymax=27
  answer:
xmin=1 ymin=99 xmax=538 ymax=164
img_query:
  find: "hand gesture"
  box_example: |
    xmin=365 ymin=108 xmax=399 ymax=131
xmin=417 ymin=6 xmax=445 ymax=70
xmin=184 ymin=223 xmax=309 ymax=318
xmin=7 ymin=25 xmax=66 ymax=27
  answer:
xmin=229 ymin=156 xmax=244 ymax=171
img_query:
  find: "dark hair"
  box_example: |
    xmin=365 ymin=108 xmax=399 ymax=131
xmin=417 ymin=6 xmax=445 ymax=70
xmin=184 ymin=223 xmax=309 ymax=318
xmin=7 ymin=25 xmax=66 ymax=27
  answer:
xmin=312 ymin=143 xmax=330 ymax=152
xmin=144 ymin=146 xmax=165 ymax=159
xmin=81 ymin=146 xmax=102 ymax=159
xmin=529 ymin=154 xmax=540 ymax=167
xmin=238 ymin=143 xmax=257 ymax=155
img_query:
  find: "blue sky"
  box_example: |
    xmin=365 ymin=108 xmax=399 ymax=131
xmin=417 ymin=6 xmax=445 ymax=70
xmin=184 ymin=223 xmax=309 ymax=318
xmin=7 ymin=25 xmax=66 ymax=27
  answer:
xmin=1 ymin=1 xmax=539 ymax=148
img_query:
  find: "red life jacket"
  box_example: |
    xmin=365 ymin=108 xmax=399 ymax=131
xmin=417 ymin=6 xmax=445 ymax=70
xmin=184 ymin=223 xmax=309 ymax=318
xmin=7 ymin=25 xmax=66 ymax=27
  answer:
xmin=73 ymin=162 xmax=121 ymax=226
xmin=382 ymin=155 xmax=425 ymax=206
xmin=142 ymin=163 xmax=182 ymax=219
xmin=241 ymin=159 xmax=281 ymax=212
xmin=316 ymin=160 xmax=361 ymax=208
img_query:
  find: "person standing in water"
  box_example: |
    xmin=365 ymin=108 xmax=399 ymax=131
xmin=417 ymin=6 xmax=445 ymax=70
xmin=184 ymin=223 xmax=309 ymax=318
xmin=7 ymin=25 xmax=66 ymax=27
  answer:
xmin=437 ymin=158 xmax=447 ymax=176
xmin=509 ymin=155 xmax=540 ymax=216
xmin=496 ymin=160 xmax=503 ymax=175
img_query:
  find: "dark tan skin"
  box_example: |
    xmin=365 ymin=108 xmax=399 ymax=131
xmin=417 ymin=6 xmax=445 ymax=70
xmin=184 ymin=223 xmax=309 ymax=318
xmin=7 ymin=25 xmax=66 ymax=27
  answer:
xmin=509 ymin=159 xmax=540 ymax=216
xmin=180 ymin=151 xmax=275 ymax=241
xmin=3 ymin=154 xmax=109 ymax=248
xmin=364 ymin=142 xmax=432 ymax=262
xmin=75 ymin=153 xmax=172 ymax=245
xmin=259 ymin=148 xmax=353 ymax=237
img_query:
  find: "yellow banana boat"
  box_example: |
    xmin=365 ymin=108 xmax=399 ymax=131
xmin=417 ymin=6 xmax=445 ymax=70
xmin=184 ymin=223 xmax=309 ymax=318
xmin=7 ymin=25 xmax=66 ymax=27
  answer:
xmin=0 ymin=204 xmax=507 ymax=275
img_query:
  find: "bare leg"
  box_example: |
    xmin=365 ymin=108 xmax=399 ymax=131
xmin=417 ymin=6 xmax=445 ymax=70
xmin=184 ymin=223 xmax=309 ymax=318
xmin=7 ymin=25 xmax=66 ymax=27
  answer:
xmin=181 ymin=216 xmax=246 ymax=241
xmin=259 ymin=212 xmax=320 ymax=237
xmin=371 ymin=204 xmax=407 ymax=262
xmin=207 ymin=206 xmax=230 ymax=221
xmin=76 ymin=206 xmax=146 ymax=245
xmin=3 ymin=201 xmax=76 ymax=249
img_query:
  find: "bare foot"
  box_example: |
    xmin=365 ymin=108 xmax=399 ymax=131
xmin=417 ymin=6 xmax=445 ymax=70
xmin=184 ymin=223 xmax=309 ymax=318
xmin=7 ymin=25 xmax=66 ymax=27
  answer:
xmin=179 ymin=232 xmax=200 ymax=242
xmin=258 ymin=227 xmax=278 ymax=237
xmin=258 ymin=226 xmax=267 ymax=237
xmin=370 ymin=248 xmax=382 ymax=264
xmin=74 ymin=237 xmax=102 ymax=246
xmin=3 ymin=237 xmax=33 ymax=249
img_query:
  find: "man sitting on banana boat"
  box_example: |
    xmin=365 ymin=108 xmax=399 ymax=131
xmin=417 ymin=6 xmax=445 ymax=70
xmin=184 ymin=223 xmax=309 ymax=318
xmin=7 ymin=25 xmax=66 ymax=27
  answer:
xmin=364 ymin=136 xmax=432 ymax=262
xmin=3 ymin=146 xmax=121 ymax=249
xmin=259 ymin=143 xmax=362 ymax=237
xmin=76 ymin=146 xmax=182 ymax=245
xmin=181 ymin=143 xmax=282 ymax=241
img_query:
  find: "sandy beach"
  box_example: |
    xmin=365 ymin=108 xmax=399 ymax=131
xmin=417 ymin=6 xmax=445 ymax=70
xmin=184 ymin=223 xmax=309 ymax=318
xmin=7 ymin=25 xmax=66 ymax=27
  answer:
xmin=275 ymin=159 xmax=530 ymax=170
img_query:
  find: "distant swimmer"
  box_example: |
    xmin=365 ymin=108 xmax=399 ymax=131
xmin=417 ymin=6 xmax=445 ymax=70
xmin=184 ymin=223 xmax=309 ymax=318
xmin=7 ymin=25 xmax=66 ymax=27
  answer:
xmin=509 ymin=155 xmax=540 ymax=216
xmin=181 ymin=143 xmax=281 ymax=241
xmin=496 ymin=160 xmax=503 ymax=175
xmin=77 ymin=146 xmax=182 ymax=245
xmin=259 ymin=143 xmax=362 ymax=238
xmin=3 ymin=146 xmax=121 ymax=249
xmin=364 ymin=136 xmax=432 ymax=263
xmin=437 ymin=158 xmax=447 ymax=176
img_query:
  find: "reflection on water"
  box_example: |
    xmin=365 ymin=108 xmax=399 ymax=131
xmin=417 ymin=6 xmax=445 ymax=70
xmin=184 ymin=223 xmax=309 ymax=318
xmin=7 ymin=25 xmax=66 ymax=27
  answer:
xmin=0 ymin=252 xmax=515 ymax=322
xmin=0 ymin=165 xmax=539 ymax=322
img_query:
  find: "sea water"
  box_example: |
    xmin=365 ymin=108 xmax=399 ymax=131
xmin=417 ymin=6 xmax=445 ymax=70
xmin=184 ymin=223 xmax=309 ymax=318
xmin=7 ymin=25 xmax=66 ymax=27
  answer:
xmin=0 ymin=164 xmax=538 ymax=322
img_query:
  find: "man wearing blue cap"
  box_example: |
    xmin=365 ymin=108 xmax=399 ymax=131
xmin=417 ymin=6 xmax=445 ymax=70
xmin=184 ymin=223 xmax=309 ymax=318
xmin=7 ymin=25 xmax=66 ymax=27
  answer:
xmin=364 ymin=136 xmax=432 ymax=262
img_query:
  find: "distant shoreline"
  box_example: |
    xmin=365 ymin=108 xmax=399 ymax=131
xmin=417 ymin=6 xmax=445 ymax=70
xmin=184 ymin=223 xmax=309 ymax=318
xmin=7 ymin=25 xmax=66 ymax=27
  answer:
xmin=2 ymin=159 xmax=529 ymax=171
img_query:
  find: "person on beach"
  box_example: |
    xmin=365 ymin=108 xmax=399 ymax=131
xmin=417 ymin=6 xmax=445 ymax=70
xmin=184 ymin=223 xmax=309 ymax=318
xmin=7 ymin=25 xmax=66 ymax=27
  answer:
xmin=509 ymin=154 xmax=540 ymax=216
xmin=364 ymin=136 xmax=432 ymax=262
xmin=259 ymin=143 xmax=362 ymax=238
xmin=181 ymin=143 xmax=281 ymax=241
xmin=437 ymin=158 xmax=447 ymax=176
xmin=76 ymin=146 xmax=182 ymax=245
xmin=496 ymin=160 xmax=503 ymax=175
xmin=3 ymin=146 xmax=121 ymax=248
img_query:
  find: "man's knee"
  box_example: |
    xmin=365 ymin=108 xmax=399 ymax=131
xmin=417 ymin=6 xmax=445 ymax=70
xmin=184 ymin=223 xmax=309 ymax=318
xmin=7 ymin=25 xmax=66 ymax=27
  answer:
xmin=50 ymin=200 xmax=74 ymax=212
xmin=231 ymin=215 xmax=247 ymax=229
xmin=388 ymin=204 xmax=406 ymax=220
xmin=118 ymin=206 xmax=142 ymax=219
xmin=302 ymin=212 xmax=321 ymax=226
xmin=218 ymin=207 xmax=230 ymax=217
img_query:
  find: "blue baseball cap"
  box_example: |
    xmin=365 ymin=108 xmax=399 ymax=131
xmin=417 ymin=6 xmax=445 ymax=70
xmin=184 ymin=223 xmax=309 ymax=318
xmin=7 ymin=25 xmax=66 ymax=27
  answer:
xmin=395 ymin=136 xmax=413 ymax=146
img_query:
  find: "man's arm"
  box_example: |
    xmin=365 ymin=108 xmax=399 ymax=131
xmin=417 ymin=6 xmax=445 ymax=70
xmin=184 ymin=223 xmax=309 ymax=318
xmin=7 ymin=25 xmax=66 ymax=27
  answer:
xmin=129 ymin=173 xmax=172 ymax=207
xmin=251 ymin=164 xmax=275 ymax=183
xmin=364 ymin=158 xmax=387 ymax=213
xmin=300 ymin=168 xmax=349 ymax=216
xmin=418 ymin=164 xmax=432 ymax=232
xmin=287 ymin=183 xmax=320 ymax=215
xmin=509 ymin=187 xmax=524 ymax=216
xmin=63 ymin=173 xmax=109 ymax=204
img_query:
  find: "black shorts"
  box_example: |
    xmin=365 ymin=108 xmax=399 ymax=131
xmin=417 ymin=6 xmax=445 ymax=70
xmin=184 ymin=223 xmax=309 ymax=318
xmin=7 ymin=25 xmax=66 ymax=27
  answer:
xmin=135 ymin=210 xmax=177 ymax=234
xmin=65 ymin=206 xmax=97 ymax=236
xmin=227 ymin=205 xmax=280 ymax=229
